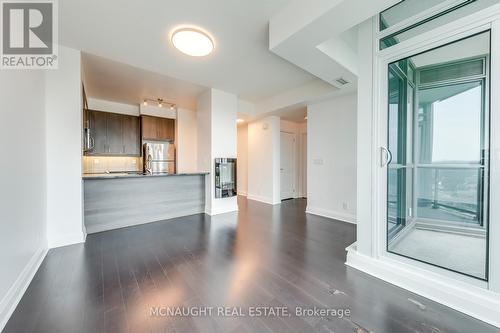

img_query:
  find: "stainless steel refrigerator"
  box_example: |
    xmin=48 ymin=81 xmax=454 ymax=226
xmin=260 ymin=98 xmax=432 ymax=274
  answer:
xmin=143 ymin=141 xmax=175 ymax=174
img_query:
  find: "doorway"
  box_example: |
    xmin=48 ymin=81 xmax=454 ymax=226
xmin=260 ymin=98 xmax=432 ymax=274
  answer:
xmin=385 ymin=31 xmax=490 ymax=280
xmin=281 ymin=131 xmax=295 ymax=200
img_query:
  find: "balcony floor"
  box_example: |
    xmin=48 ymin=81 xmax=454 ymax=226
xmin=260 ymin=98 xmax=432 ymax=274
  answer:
xmin=390 ymin=227 xmax=487 ymax=278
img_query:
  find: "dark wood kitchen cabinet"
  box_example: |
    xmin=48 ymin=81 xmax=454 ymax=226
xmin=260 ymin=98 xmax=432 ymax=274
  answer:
xmin=122 ymin=115 xmax=141 ymax=155
xmin=85 ymin=110 xmax=140 ymax=156
xmin=89 ymin=110 xmax=107 ymax=154
xmin=106 ymin=113 xmax=123 ymax=154
xmin=141 ymin=115 xmax=157 ymax=140
xmin=141 ymin=115 xmax=175 ymax=141
xmin=158 ymin=117 xmax=175 ymax=140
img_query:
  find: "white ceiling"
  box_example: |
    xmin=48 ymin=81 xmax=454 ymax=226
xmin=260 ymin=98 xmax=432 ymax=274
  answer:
xmin=273 ymin=105 xmax=307 ymax=123
xmin=60 ymin=0 xmax=319 ymax=103
xmin=269 ymin=0 xmax=400 ymax=90
xmin=82 ymin=53 xmax=206 ymax=110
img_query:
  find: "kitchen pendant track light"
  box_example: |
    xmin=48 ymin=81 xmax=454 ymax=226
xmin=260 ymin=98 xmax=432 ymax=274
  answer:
xmin=143 ymin=98 xmax=176 ymax=110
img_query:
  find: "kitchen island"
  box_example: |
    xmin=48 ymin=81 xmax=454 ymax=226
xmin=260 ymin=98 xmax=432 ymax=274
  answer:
xmin=83 ymin=172 xmax=208 ymax=233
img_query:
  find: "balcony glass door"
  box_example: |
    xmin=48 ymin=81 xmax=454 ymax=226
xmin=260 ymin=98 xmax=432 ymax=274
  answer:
xmin=388 ymin=60 xmax=414 ymax=239
xmin=386 ymin=31 xmax=490 ymax=280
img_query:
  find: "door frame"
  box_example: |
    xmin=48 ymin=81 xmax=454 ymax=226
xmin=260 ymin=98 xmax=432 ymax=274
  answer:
xmin=299 ymin=132 xmax=307 ymax=198
xmin=373 ymin=7 xmax=500 ymax=290
xmin=280 ymin=130 xmax=296 ymax=200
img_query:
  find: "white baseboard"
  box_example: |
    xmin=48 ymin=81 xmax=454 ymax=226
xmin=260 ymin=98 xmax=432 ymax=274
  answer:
xmin=346 ymin=244 xmax=500 ymax=328
xmin=48 ymin=232 xmax=86 ymax=249
xmin=206 ymin=205 xmax=239 ymax=216
xmin=0 ymin=247 xmax=47 ymax=331
xmin=306 ymin=206 xmax=356 ymax=224
xmin=246 ymin=194 xmax=280 ymax=205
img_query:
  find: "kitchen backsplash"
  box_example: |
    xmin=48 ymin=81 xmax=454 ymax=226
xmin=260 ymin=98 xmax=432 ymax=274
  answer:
xmin=83 ymin=156 xmax=142 ymax=174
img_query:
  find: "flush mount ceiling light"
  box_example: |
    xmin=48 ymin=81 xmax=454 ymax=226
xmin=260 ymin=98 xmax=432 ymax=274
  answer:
xmin=171 ymin=28 xmax=214 ymax=57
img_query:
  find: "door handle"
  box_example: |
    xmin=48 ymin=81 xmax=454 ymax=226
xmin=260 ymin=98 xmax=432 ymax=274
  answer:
xmin=380 ymin=147 xmax=392 ymax=167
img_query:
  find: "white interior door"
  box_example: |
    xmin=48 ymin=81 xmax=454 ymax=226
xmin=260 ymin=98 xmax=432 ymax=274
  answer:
xmin=281 ymin=132 xmax=295 ymax=200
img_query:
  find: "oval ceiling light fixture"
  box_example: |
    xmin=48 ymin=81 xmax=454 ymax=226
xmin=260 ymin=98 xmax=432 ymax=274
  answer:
xmin=171 ymin=27 xmax=214 ymax=57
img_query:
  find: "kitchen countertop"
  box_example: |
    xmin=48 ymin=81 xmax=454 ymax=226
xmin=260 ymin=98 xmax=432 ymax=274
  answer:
xmin=82 ymin=172 xmax=209 ymax=180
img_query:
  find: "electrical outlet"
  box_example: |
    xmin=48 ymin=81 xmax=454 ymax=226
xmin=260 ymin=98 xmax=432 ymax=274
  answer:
xmin=94 ymin=159 xmax=100 ymax=164
xmin=342 ymin=202 xmax=348 ymax=210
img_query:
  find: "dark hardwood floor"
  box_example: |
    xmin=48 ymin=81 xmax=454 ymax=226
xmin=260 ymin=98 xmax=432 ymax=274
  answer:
xmin=4 ymin=197 xmax=499 ymax=333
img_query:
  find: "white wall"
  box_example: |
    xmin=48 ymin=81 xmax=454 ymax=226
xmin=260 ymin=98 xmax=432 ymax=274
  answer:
xmin=87 ymin=98 xmax=139 ymax=115
xmin=197 ymin=91 xmax=212 ymax=173
xmin=45 ymin=46 xmax=86 ymax=248
xmin=0 ymin=71 xmax=48 ymax=330
xmin=140 ymin=104 xmax=176 ymax=119
xmin=176 ymin=108 xmax=198 ymax=173
xmin=87 ymin=98 xmax=177 ymax=120
xmin=197 ymin=89 xmax=238 ymax=215
xmin=356 ymin=18 xmax=375 ymax=254
xmin=237 ymin=124 xmax=248 ymax=196
xmin=247 ymin=116 xmax=281 ymax=204
xmin=210 ymin=89 xmax=238 ymax=214
xmin=306 ymin=93 xmax=357 ymax=223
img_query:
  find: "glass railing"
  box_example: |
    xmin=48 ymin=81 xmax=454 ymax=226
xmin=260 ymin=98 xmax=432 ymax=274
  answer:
xmin=416 ymin=165 xmax=484 ymax=225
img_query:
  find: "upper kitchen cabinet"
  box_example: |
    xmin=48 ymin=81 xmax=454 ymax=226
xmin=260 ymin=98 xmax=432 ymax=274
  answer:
xmin=85 ymin=110 xmax=141 ymax=156
xmin=122 ymin=115 xmax=141 ymax=155
xmin=141 ymin=115 xmax=175 ymax=141
xmin=106 ymin=113 xmax=124 ymax=154
xmin=88 ymin=110 xmax=107 ymax=154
